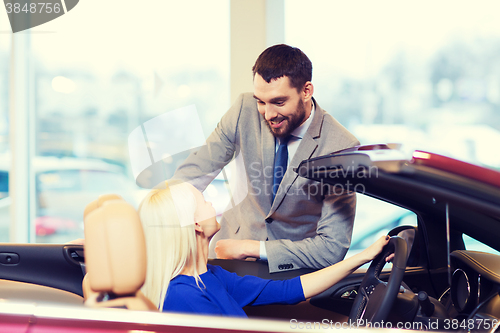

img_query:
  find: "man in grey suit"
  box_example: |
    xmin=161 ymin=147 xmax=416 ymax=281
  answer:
xmin=173 ymin=44 xmax=359 ymax=273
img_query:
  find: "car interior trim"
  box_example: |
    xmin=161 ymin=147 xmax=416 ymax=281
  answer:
xmin=0 ymin=279 xmax=83 ymax=305
xmin=451 ymin=251 xmax=500 ymax=285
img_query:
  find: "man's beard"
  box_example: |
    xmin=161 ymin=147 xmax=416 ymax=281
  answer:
xmin=266 ymin=99 xmax=307 ymax=138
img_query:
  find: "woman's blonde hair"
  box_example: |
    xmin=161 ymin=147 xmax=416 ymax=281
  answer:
xmin=138 ymin=181 xmax=202 ymax=311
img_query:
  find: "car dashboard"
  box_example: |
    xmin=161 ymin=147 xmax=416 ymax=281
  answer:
xmin=444 ymin=250 xmax=500 ymax=332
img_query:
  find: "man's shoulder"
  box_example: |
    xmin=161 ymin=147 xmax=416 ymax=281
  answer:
xmin=241 ymin=91 xmax=255 ymax=100
xmin=229 ymin=93 xmax=261 ymax=124
xmin=320 ymin=110 xmax=352 ymax=133
xmin=314 ymin=102 xmax=359 ymax=148
xmin=236 ymin=92 xmax=258 ymax=108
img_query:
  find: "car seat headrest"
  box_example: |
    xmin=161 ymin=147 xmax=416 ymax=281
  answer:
xmin=83 ymin=194 xmax=125 ymax=220
xmin=84 ymin=200 xmax=146 ymax=295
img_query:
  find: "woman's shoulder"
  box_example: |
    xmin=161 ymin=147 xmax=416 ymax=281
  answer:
xmin=165 ymin=275 xmax=206 ymax=303
xmin=207 ymin=264 xmax=232 ymax=276
xmin=206 ymin=264 xmax=238 ymax=283
xmin=169 ymin=274 xmax=200 ymax=289
xmin=163 ymin=277 xmax=210 ymax=313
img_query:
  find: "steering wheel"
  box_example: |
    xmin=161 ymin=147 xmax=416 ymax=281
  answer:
xmin=348 ymin=236 xmax=408 ymax=325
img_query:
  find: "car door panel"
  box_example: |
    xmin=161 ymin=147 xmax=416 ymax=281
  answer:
xmin=0 ymin=244 xmax=84 ymax=297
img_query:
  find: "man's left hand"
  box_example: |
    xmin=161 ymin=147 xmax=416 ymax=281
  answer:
xmin=215 ymin=239 xmax=260 ymax=260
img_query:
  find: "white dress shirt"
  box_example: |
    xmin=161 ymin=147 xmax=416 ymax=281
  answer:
xmin=260 ymin=100 xmax=316 ymax=260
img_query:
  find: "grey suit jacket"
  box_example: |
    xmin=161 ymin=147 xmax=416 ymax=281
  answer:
xmin=173 ymin=93 xmax=359 ymax=273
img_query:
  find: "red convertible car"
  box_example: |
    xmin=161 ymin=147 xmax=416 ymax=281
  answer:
xmin=0 ymin=145 xmax=499 ymax=332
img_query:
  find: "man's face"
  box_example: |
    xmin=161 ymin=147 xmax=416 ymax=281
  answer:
xmin=253 ymin=74 xmax=310 ymax=138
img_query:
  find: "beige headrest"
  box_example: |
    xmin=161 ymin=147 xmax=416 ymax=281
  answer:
xmin=84 ymin=200 xmax=146 ymax=295
xmin=83 ymin=194 xmax=125 ymax=220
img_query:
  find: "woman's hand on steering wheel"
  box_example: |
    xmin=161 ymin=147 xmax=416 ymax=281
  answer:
xmin=359 ymin=235 xmax=393 ymax=263
xmin=348 ymin=236 xmax=408 ymax=324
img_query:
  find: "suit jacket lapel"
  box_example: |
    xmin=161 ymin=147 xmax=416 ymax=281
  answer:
xmin=268 ymin=100 xmax=323 ymax=214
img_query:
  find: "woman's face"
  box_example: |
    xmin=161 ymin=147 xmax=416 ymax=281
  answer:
xmin=191 ymin=185 xmax=220 ymax=238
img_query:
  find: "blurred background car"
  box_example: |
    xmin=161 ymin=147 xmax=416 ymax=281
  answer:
xmin=0 ymin=155 xmax=148 ymax=243
xmin=0 ymin=152 xmax=230 ymax=243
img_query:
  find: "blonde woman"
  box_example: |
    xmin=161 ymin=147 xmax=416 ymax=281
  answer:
xmin=138 ymin=181 xmax=390 ymax=317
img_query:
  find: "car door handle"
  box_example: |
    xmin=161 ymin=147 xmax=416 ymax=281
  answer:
xmin=63 ymin=245 xmax=86 ymax=275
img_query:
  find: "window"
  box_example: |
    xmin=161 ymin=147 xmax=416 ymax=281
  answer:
xmin=285 ymin=0 xmax=500 ymax=170
xmin=0 ymin=171 xmax=8 ymax=199
xmin=0 ymin=9 xmax=9 ymax=155
xmin=463 ymin=234 xmax=500 ymax=255
xmin=346 ymin=193 xmax=417 ymax=262
xmin=0 ymin=8 xmax=11 ymax=241
xmin=5 ymin=0 xmax=230 ymax=243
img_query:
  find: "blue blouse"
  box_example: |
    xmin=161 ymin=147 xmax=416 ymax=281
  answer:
xmin=162 ymin=264 xmax=305 ymax=317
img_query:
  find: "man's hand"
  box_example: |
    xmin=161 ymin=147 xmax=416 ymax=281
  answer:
xmin=215 ymin=239 xmax=260 ymax=260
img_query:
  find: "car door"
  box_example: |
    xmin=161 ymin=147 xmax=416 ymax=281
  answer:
xmin=0 ymin=243 xmax=85 ymax=302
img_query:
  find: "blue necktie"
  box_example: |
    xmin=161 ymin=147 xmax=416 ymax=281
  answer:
xmin=272 ymin=135 xmax=292 ymax=203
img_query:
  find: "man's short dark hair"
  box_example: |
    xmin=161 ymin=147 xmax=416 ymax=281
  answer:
xmin=252 ymin=44 xmax=312 ymax=91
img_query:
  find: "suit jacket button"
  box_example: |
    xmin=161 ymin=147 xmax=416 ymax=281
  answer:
xmin=265 ymin=218 xmax=273 ymax=223
xmin=278 ymin=265 xmax=284 ymax=270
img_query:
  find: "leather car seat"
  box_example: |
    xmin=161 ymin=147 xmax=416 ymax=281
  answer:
xmin=83 ymin=197 xmax=156 ymax=311
xmin=81 ymin=194 xmax=124 ymax=301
